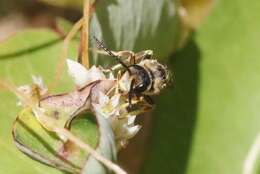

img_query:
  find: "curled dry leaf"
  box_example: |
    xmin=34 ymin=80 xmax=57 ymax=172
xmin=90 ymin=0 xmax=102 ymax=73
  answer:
xmin=12 ymin=77 xmax=117 ymax=174
xmin=13 ymin=108 xmax=96 ymax=173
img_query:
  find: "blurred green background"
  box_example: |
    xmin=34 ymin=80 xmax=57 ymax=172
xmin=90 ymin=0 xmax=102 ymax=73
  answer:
xmin=1 ymin=0 xmax=260 ymax=174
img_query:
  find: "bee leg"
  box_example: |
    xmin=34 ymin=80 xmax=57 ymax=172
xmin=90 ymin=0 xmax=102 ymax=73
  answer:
xmin=110 ymin=50 xmax=136 ymax=65
xmin=110 ymin=51 xmax=136 ymax=71
xmin=114 ymin=50 xmax=135 ymax=62
xmin=98 ymin=65 xmax=113 ymax=73
xmin=142 ymin=95 xmax=154 ymax=106
xmin=127 ymin=79 xmax=136 ymax=111
xmin=112 ymin=50 xmax=149 ymax=64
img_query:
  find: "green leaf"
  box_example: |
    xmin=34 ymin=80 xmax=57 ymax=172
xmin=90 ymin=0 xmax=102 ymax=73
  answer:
xmin=141 ymin=0 xmax=260 ymax=174
xmin=90 ymin=0 xmax=181 ymax=63
xmin=38 ymin=0 xmax=182 ymax=56
xmin=0 ymin=29 xmax=77 ymax=92
xmin=0 ymin=29 xmax=75 ymax=174
xmin=33 ymin=0 xmax=183 ymax=63
xmin=0 ymin=1 xmax=216 ymax=174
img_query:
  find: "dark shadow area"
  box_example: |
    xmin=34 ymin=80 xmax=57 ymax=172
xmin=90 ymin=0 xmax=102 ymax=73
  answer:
xmin=141 ymin=38 xmax=200 ymax=174
xmin=118 ymin=111 xmax=153 ymax=174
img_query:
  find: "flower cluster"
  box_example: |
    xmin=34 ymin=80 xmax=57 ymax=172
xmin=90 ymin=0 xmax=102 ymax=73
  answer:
xmin=16 ymin=59 xmax=143 ymax=150
xmin=92 ymin=91 xmax=141 ymax=149
xmin=17 ymin=75 xmax=48 ymax=106
xmin=67 ymin=59 xmax=141 ymax=150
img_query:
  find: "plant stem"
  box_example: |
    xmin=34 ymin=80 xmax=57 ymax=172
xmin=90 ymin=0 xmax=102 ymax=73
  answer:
xmin=49 ymin=18 xmax=84 ymax=90
xmin=81 ymin=0 xmax=90 ymax=69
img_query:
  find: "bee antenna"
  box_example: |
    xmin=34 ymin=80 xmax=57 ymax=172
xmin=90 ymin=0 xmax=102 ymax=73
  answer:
xmin=93 ymin=36 xmax=131 ymax=74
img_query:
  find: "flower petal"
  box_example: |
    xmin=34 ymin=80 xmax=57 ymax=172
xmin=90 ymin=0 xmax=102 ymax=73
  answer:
xmin=31 ymin=75 xmax=48 ymax=95
xmin=97 ymin=91 xmax=109 ymax=106
xmin=127 ymin=115 xmax=136 ymax=125
xmin=126 ymin=125 xmax=141 ymax=139
xmin=87 ymin=66 xmax=106 ymax=82
xmin=31 ymin=75 xmax=43 ymax=87
xmin=111 ymin=94 xmax=120 ymax=108
xmin=66 ymin=59 xmax=88 ymax=87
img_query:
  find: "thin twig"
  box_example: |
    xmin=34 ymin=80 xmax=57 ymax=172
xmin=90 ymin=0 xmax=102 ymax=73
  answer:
xmin=49 ymin=0 xmax=99 ymax=90
xmin=56 ymin=127 xmax=127 ymax=174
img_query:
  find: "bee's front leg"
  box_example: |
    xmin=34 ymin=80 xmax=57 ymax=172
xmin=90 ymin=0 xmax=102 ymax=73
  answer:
xmin=142 ymin=95 xmax=154 ymax=106
xmin=110 ymin=50 xmax=136 ymax=70
xmin=127 ymin=79 xmax=136 ymax=111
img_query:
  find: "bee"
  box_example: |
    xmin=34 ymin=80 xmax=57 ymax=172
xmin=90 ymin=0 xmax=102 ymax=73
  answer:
xmin=93 ymin=37 xmax=171 ymax=109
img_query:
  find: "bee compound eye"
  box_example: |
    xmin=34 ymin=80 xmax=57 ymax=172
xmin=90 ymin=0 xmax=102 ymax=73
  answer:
xmin=157 ymin=65 xmax=166 ymax=80
xmin=143 ymin=53 xmax=152 ymax=59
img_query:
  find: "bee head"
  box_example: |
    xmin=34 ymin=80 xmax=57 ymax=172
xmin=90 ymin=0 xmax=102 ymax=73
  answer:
xmin=142 ymin=59 xmax=172 ymax=94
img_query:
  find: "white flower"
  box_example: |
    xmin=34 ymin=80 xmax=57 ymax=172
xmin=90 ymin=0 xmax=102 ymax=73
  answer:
xmin=92 ymin=91 xmax=141 ymax=149
xmin=92 ymin=91 xmax=120 ymax=118
xmin=110 ymin=115 xmax=141 ymax=148
xmin=31 ymin=75 xmax=48 ymax=96
xmin=66 ymin=59 xmax=107 ymax=88
xmin=17 ymin=76 xmax=48 ymax=106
